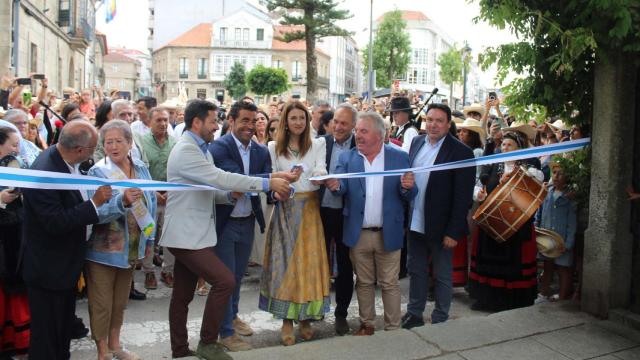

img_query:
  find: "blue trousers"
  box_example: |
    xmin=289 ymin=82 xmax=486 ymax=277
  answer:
xmin=214 ymin=216 xmax=255 ymax=338
xmin=406 ymin=230 xmax=453 ymax=324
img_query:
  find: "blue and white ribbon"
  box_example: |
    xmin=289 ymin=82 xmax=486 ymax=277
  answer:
xmin=0 ymin=166 xmax=219 ymax=191
xmin=310 ymin=138 xmax=590 ymax=180
xmin=0 ymin=138 xmax=590 ymax=191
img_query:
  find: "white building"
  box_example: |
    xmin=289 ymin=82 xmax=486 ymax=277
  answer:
xmin=148 ymin=0 xmax=255 ymax=53
xmin=320 ymin=36 xmax=361 ymax=105
xmin=209 ymin=6 xmax=273 ymax=84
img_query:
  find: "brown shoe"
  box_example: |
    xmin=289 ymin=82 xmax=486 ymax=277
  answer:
xmin=160 ymin=272 xmax=174 ymax=288
xmin=232 ymin=317 xmax=254 ymax=336
xmin=220 ymin=333 xmax=253 ymax=352
xmin=145 ymin=272 xmax=157 ymax=290
xmin=353 ymin=323 xmax=374 ymax=336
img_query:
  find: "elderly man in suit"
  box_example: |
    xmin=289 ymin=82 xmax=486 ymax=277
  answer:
xmin=401 ymin=103 xmax=475 ymax=329
xmin=209 ymin=101 xmax=298 ymax=352
xmin=22 ymin=121 xmax=113 ymax=359
xmin=159 ymin=99 xmax=290 ymax=360
xmin=318 ymin=103 xmax=357 ymax=335
xmin=325 ymin=112 xmax=417 ymax=335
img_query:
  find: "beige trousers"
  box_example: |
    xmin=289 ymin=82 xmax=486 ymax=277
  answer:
xmin=86 ymin=261 xmax=133 ymax=341
xmin=349 ymin=230 xmax=401 ymax=330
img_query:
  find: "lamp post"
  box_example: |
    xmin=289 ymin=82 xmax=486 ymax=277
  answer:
xmin=368 ymin=0 xmax=374 ymax=104
xmin=461 ymin=43 xmax=471 ymax=108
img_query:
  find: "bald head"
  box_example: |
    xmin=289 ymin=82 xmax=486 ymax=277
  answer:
xmin=58 ymin=121 xmax=98 ymax=164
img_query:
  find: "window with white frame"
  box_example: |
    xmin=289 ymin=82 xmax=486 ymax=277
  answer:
xmin=292 ymin=60 xmax=301 ymax=80
xmin=413 ymin=48 xmax=427 ymax=65
xmin=273 ymin=59 xmax=283 ymax=68
xmin=179 ymin=57 xmax=188 ymax=78
xmin=257 ymin=28 xmax=264 ymax=41
xmin=197 ymin=58 xmax=207 ymax=79
xmin=220 ymin=27 xmax=227 ymax=44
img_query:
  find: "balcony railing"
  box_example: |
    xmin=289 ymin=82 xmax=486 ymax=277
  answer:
xmin=212 ymin=39 xmax=270 ymax=49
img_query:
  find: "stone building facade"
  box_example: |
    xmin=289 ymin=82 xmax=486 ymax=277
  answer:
xmin=0 ymin=0 xmax=103 ymax=95
xmin=103 ymin=52 xmax=140 ymax=100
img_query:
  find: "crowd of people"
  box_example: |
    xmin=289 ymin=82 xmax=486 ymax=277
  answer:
xmin=0 ymin=72 xmax=600 ymax=360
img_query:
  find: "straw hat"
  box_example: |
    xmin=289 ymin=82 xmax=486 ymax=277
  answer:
xmin=160 ymin=98 xmax=179 ymax=110
xmin=457 ymin=118 xmax=487 ymax=140
xmin=546 ymin=119 xmax=567 ymax=132
xmin=463 ymin=103 xmax=485 ymax=117
xmin=453 ymin=116 xmax=465 ymax=124
xmin=502 ymin=120 xmax=537 ymax=141
xmin=535 ymin=227 xmax=565 ymax=258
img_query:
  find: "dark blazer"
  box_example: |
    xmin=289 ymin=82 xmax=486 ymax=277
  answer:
xmin=408 ymin=133 xmax=475 ymax=242
xmin=209 ymin=134 xmax=272 ymax=235
xmin=318 ymin=134 xmax=356 ymax=202
xmin=21 ymin=146 xmax=99 ymax=290
xmin=333 ymin=144 xmax=418 ymax=251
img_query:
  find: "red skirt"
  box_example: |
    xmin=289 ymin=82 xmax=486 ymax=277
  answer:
xmin=452 ymin=235 xmax=468 ymax=287
xmin=0 ymin=285 xmax=30 ymax=356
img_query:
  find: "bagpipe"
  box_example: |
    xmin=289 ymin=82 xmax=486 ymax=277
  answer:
xmin=389 ymin=87 xmax=438 ymax=146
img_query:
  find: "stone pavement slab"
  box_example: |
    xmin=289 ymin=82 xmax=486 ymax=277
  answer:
xmin=230 ymin=329 xmax=440 ymax=360
xmin=428 ymin=354 xmax=466 ymax=360
xmin=411 ymin=301 xmax=590 ymax=352
xmin=612 ymin=346 xmax=640 ymax=359
xmin=459 ymin=338 xmax=571 ymax=360
xmin=533 ymin=323 xmax=638 ymax=360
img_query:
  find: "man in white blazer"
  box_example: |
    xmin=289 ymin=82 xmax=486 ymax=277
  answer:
xmin=159 ymin=99 xmax=290 ymax=360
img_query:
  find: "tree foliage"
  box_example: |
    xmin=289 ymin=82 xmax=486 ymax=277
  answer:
xmin=246 ymin=65 xmax=289 ymax=96
xmin=476 ymin=0 xmax=640 ymax=126
xmin=362 ymin=10 xmax=411 ymax=88
xmin=437 ymin=45 xmax=470 ymax=104
xmin=264 ymin=0 xmax=352 ymax=101
xmin=223 ymin=62 xmax=247 ymax=100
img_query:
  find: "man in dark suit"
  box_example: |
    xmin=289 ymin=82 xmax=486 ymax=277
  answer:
xmin=22 ymin=120 xmax=113 ymax=359
xmin=401 ymin=103 xmax=475 ymax=329
xmin=318 ymin=103 xmax=357 ymax=335
xmin=209 ymin=101 xmax=295 ymax=352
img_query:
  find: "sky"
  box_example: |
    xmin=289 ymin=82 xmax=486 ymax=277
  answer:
xmin=96 ymin=0 xmax=521 ymax=87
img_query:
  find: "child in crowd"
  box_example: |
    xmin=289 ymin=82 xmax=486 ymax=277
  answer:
xmin=536 ymin=162 xmax=577 ymax=300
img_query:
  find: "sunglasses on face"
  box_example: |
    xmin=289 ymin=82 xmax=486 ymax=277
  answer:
xmin=269 ymin=127 xmax=277 ymax=132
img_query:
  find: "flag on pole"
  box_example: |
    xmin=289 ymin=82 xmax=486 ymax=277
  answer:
xmin=106 ymin=0 xmax=117 ymax=23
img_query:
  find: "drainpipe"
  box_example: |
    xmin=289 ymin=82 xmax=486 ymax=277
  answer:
xmin=11 ymin=0 xmax=21 ymax=75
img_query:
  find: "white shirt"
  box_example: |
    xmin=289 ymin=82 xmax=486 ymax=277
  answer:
xmin=410 ymin=136 xmax=446 ymax=234
xmin=173 ymin=122 xmax=186 ymax=140
xmin=268 ymin=137 xmax=327 ymax=193
xmin=64 ymin=160 xmax=97 ymax=240
xmin=131 ymin=120 xmax=175 ymax=138
xmin=359 ymin=145 xmax=385 ymax=227
xmin=399 ymin=124 xmax=419 ymax=153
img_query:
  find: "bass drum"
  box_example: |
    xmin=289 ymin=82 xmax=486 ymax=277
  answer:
xmin=472 ymin=166 xmax=547 ymax=243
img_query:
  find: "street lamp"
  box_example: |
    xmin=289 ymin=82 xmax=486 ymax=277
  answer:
xmin=368 ymin=0 xmax=374 ymax=104
xmin=461 ymin=43 xmax=471 ymax=108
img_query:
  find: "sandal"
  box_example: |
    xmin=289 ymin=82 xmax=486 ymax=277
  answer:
xmin=110 ymin=347 xmax=141 ymax=360
xmin=281 ymin=321 xmax=295 ymax=346
xmin=299 ymin=320 xmax=314 ymax=341
xmin=196 ymin=278 xmax=208 ymax=296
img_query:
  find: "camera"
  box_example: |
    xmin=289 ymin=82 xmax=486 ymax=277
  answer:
xmin=16 ymin=78 xmax=32 ymax=86
xmin=488 ymin=91 xmax=497 ymax=101
xmin=32 ymin=74 xmax=46 ymax=80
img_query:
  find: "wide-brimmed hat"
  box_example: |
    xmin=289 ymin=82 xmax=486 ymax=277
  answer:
xmin=457 ymin=118 xmax=487 ymax=141
xmin=535 ymin=227 xmax=565 ymax=258
xmin=463 ymin=103 xmax=485 ymax=117
xmin=389 ymin=96 xmax=414 ymax=113
xmin=546 ymin=119 xmax=567 ymax=132
xmin=160 ymin=98 xmax=179 ymax=110
xmin=453 ymin=117 xmax=464 ymax=124
xmin=502 ymin=120 xmax=537 ymax=141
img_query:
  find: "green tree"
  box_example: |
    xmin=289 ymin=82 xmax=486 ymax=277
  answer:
xmin=476 ymin=1 xmax=640 ymax=126
xmin=264 ymin=0 xmax=352 ymax=102
xmin=437 ymin=46 xmax=469 ymax=106
xmin=223 ymin=62 xmax=247 ymax=100
xmin=246 ymin=65 xmax=289 ymax=99
xmin=362 ymin=10 xmax=411 ymax=88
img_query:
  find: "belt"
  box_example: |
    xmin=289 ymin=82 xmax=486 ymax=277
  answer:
xmin=229 ymin=214 xmax=254 ymax=221
xmin=362 ymin=227 xmax=382 ymax=232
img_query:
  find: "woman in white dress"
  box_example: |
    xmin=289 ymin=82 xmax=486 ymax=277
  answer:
xmin=259 ymin=101 xmax=330 ymax=346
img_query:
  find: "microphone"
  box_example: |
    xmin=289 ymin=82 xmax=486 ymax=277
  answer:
xmin=431 ymin=88 xmax=439 ymax=95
